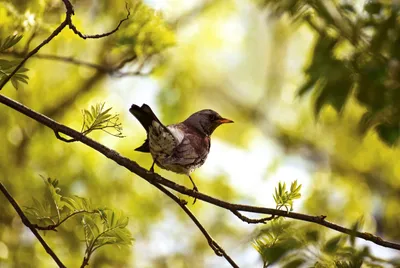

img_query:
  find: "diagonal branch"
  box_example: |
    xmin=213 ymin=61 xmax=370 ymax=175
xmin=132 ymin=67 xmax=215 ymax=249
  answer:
xmin=1 ymin=93 xmax=400 ymax=253
xmin=0 ymin=182 xmax=66 ymax=268
xmin=150 ymin=182 xmax=238 ymax=267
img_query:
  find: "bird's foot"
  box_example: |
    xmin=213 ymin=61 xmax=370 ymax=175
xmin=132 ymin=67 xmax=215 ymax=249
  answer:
xmin=179 ymin=199 xmax=188 ymax=206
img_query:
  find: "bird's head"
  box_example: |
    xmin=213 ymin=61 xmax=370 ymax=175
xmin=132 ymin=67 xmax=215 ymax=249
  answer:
xmin=184 ymin=109 xmax=233 ymax=136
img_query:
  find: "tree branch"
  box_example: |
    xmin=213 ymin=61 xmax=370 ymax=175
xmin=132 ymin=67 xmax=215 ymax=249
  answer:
xmin=0 ymin=182 xmax=66 ymax=268
xmin=150 ymin=182 xmax=239 ymax=267
xmin=1 ymin=94 xmax=400 ymax=253
xmin=1 ymin=51 xmax=151 ymax=77
xmin=63 ymin=0 xmax=130 ymax=39
xmin=230 ymin=210 xmax=275 ymax=224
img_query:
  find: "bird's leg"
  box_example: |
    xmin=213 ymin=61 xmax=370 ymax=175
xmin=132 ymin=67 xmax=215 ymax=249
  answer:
xmin=149 ymin=161 xmax=155 ymax=172
xmin=188 ymin=175 xmax=198 ymax=205
xmin=188 ymin=175 xmax=198 ymax=192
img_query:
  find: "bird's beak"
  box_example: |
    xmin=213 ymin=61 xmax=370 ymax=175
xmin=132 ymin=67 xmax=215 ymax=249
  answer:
xmin=216 ymin=118 xmax=234 ymax=124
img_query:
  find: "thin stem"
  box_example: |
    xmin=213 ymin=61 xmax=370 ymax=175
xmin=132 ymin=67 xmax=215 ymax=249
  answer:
xmin=34 ymin=210 xmax=98 ymax=231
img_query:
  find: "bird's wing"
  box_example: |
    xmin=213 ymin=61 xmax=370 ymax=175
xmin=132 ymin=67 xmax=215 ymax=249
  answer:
xmin=148 ymin=123 xmax=183 ymax=155
xmin=164 ymin=134 xmax=210 ymax=166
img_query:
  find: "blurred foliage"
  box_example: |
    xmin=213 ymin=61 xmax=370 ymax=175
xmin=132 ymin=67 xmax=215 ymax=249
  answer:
xmin=114 ymin=1 xmax=175 ymax=57
xmin=0 ymin=34 xmax=29 ymax=89
xmin=1 ymin=0 xmax=400 ymax=267
xmin=260 ymin=0 xmax=400 ymax=145
xmin=253 ymin=218 xmax=400 ymax=268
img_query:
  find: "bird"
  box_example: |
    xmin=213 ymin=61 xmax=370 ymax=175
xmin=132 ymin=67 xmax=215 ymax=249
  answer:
xmin=129 ymin=103 xmax=233 ymax=201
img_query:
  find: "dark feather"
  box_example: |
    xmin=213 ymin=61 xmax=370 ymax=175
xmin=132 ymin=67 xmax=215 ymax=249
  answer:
xmin=135 ymin=139 xmax=150 ymax=152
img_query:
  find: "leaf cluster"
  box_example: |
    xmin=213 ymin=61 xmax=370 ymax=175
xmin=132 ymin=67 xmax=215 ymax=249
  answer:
xmin=82 ymin=209 xmax=133 ymax=263
xmin=273 ymin=180 xmax=302 ymax=211
xmin=0 ymin=34 xmax=29 ymax=89
xmin=81 ymin=102 xmax=125 ymax=138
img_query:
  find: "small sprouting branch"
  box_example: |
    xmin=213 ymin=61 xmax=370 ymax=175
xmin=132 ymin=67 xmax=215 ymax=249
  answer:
xmin=80 ymin=103 xmax=125 ymax=138
xmin=273 ymin=180 xmax=302 ymax=212
xmin=24 ymin=177 xmax=100 ymax=231
xmin=0 ymin=182 xmax=66 ymax=268
xmin=79 ymin=209 xmax=133 ymax=267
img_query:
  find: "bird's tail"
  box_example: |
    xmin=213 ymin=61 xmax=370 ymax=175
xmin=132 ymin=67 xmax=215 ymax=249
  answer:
xmin=135 ymin=139 xmax=149 ymax=152
xmin=129 ymin=104 xmax=161 ymax=132
xmin=129 ymin=104 xmax=161 ymax=152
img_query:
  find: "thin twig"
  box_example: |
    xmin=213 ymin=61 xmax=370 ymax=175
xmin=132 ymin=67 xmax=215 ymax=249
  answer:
xmin=1 ymin=51 xmax=149 ymax=76
xmin=151 ymin=182 xmax=238 ymax=267
xmin=33 ymin=210 xmax=99 ymax=231
xmin=65 ymin=2 xmax=130 ymax=39
xmin=231 ymin=210 xmax=275 ymax=224
xmin=0 ymin=182 xmax=66 ymax=268
xmin=1 ymin=93 xmax=400 ymax=252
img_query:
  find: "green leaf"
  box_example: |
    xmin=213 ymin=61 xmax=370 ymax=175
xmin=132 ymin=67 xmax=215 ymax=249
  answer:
xmin=323 ymin=235 xmax=342 ymax=254
xmin=11 ymin=79 xmax=19 ymax=90
xmin=349 ymin=218 xmax=364 ymax=246
xmin=297 ymin=77 xmax=318 ymax=96
xmin=376 ymin=123 xmax=400 ymax=146
xmin=305 ymin=229 xmax=319 ymax=242
xmin=283 ymin=258 xmax=306 ymax=268
xmin=0 ymin=34 xmax=23 ymax=52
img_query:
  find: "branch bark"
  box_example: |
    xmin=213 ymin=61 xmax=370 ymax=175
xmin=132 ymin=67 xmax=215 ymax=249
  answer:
xmin=1 ymin=93 xmax=400 ymax=253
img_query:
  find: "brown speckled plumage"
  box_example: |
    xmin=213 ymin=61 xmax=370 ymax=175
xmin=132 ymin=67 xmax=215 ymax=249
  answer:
xmin=129 ymin=104 xmax=233 ymax=197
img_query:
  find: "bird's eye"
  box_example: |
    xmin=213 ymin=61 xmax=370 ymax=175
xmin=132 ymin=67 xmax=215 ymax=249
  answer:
xmin=209 ymin=114 xmax=217 ymax=121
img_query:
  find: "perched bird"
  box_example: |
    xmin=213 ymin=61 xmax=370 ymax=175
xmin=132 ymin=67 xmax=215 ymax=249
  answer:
xmin=129 ymin=104 xmax=233 ymax=197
